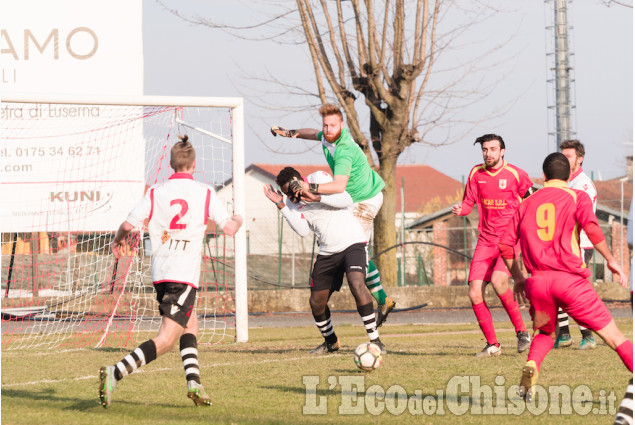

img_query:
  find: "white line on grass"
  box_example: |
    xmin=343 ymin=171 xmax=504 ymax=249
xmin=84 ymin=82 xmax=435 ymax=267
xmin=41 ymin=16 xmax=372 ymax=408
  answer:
xmin=2 ymin=347 xmax=93 ymax=357
xmin=2 ymin=327 xmax=528 ymax=388
xmin=2 ymin=354 xmax=336 ymax=388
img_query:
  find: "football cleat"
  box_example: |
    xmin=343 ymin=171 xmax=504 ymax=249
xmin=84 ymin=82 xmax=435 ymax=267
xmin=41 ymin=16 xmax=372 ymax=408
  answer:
xmin=370 ymin=338 xmax=387 ymax=355
xmin=309 ymin=338 xmax=341 ymax=355
xmin=553 ymin=333 xmax=572 ymax=348
xmin=376 ymin=297 xmax=396 ymax=327
xmin=187 ymin=381 xmax=212 ymax=407
xmin=99 ymin=365 xmax=117 ymax=409
xmin=578 ymin=335 xmax=597 ymax=350
xmin=519 ymin=360 xmax=539 ymax=402
xmin=475 ymin=343 xmax=501 ymax=357
xmin=517 ymin=331 xmax=531 ymax=353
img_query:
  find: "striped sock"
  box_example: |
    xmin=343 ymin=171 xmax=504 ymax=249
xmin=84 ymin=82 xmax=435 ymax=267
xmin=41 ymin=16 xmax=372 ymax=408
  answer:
xmin=313 ymin=307 xmax=337 ymax=345
xmin=114 ymin=339 xmax=156 ymax=381
xmin=357 ymin=302 xmax=379 ymax=341
xmin=180 ymin=333 xmax=201 ymax=385
xmin=615 ymin=378 xmax=633 ymax=425
xmin=557 ymin=308 xmax=570 ymax=335
xmin=366 ymin=260 xmax=387 ymax=305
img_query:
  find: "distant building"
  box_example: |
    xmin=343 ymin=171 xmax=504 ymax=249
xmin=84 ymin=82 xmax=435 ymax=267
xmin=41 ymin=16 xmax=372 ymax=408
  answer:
xmin=407 ymin=169 xmax=632 ymax=287
xmin=216 ymin=163 xmax=461 ymax=256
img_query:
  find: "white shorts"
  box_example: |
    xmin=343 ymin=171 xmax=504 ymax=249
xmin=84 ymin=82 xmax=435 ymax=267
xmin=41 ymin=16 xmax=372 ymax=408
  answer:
xmin=349 ymin=191 xmax=383 ymax=239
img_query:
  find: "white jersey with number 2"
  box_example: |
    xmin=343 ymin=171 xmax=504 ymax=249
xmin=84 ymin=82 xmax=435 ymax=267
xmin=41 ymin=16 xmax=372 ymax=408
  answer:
xmin=126 ymin=173 xmax=230 ymax=289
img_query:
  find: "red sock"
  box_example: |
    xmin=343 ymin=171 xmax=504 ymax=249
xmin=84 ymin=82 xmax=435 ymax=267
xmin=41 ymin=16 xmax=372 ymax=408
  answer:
xmin=527 ymin=333 xmax=553 ymax=371
xmin=498 ymin=288 xmax=527 ymax=333
xmin=616 ymin=341 xmax=634 ymax=372
xmin=472 ymin=301 xmax=498 ymax=345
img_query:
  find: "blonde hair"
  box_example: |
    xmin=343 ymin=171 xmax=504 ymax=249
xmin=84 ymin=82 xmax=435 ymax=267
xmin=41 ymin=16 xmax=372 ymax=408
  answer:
xmin=318 ymin=103 xmax=343 ymax=121
xmin=170 ymin=135 xmax=195 ymax=171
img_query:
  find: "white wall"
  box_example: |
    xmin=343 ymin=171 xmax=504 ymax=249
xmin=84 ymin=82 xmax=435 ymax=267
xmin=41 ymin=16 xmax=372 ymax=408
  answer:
xmin=217 ymin=170 xmax=318 ymax=256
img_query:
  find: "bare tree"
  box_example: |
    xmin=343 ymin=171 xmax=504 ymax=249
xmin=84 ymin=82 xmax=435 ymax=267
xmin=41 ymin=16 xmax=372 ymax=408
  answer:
xmin=160 ymin=0 xmax=517 ymax=286
xmin=600 ymin=0 xmax=633 ymax=8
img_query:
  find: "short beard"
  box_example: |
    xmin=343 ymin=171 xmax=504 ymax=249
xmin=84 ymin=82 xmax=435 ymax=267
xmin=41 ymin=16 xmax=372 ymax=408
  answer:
xmin=324 ymin=131 xmax=341 ymax=143
xmin=486 ymin=157 xmax=501 ymax=168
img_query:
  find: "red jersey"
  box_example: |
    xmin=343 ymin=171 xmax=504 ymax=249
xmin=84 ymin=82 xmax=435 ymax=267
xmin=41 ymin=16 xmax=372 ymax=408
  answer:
xmin=458 ymin=160 xmax=533 ymax=245
xmin=500 ymin=179 xmax=598 ymax=278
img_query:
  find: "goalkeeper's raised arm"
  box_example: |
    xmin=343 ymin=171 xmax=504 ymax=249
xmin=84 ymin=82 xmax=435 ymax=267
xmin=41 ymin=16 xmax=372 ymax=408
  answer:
xmin=270 ymin=125 xmax=319 ymax=140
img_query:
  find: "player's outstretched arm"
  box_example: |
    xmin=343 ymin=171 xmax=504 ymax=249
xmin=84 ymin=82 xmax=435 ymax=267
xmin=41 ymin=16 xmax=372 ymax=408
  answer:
xmin=222 ymin=215 xmax=243 ymax=237
xmin=304 ymin=190 xmax=353 ymax=208
xmin=594 ymin=240 xmax=628 ymax=287
xmin=312 ymin=175 xmax=348 ymax=195
xmin=584 ymin=221 xmax=628 ymax=287
xmin=263 ymin=184 xmax=310 ymax=237
xmin=263 ymin=184 xmax=285 ymax=207
xmin=270 ymin=126 xmax=320 ymax=141
xmin=111 ymin=221 xmax=134 ymax=259
xmin=288 ymin=175 xmax=349 ymax=197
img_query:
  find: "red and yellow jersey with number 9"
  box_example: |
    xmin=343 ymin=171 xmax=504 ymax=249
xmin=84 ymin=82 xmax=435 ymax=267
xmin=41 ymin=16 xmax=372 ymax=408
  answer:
xmin=500 ymin=179 xmax=598 ymax=278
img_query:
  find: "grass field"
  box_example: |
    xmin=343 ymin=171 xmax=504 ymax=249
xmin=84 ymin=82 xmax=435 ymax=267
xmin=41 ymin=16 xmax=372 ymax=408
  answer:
xmin=2 ymin=318 xmax=632 ymax=425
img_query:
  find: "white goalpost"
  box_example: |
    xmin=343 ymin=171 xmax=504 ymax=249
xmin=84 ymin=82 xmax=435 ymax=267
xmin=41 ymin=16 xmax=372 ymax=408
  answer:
xmin=0 ymin=94 xmax=248 ymax=349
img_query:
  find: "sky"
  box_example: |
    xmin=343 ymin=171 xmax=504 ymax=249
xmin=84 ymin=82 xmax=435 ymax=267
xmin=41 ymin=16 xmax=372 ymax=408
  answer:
xmin=143 ymin=0 xmax=633 ymax=183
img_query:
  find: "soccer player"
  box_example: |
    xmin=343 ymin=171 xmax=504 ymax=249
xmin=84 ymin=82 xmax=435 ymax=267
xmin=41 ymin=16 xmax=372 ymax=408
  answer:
xmin=498 ymin=152 xmax=632 ymax=402
xmin=99 ymin=136 xmax=243 ymax=408
xmin=554 ymin=139 xmax=599 ymax=349
xmin=263 ymin=166 xmax=386 ymax=354
xmin=270 ymin=104 xmax=395 ymax=326
xmin=451 ymin=134 xmax=532 ymax=357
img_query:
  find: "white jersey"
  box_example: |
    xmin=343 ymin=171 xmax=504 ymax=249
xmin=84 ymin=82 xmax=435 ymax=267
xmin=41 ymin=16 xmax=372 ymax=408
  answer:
xmin=280 ymin=171 xmax=367 ymax=256
xmin=126 ymin=173 xmax=230 ymax=289
xmin=568 ymin=168 xmax=597 ymax=249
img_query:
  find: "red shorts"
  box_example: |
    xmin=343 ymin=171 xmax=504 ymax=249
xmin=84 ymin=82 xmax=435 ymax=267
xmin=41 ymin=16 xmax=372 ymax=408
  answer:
xmin=525 ymin=270 xmax=612 ymax=334
xmin=468 ymin=241 xmax=510 ymax=282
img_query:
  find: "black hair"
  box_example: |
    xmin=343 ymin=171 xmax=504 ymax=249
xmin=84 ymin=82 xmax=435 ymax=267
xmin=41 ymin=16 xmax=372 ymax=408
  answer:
xmin=474 ymin=134 xmax=505 ymax=150
xmin=276 ymin=166 xmax=302 ymax=188
xmin=543 ymin=152 xmax=571 ymax=181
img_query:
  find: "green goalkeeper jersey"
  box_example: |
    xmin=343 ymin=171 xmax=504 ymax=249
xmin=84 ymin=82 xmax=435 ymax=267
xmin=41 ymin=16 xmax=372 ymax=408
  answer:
xmin=317 ymin=128 xmax=385 ymax=203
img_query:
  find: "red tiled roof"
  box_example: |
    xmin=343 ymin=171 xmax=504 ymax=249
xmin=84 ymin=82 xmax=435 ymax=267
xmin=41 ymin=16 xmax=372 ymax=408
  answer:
xmin=251 ymin=163 xmax=462 ymax=213
xmin=593 ymin=179 xmax=632 ymax=212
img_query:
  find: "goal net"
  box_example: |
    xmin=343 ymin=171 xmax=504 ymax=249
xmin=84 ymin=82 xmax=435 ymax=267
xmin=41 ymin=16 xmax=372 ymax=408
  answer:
xmin=0 ymin=94 xmax=248 ymax=350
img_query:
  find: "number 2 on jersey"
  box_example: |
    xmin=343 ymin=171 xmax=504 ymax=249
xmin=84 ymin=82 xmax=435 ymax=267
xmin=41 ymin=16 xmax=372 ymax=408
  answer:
xmin=170 ymin=199 xmax=188 ymax=229
xmin=536 ymin=203 xmax=555 ymax=241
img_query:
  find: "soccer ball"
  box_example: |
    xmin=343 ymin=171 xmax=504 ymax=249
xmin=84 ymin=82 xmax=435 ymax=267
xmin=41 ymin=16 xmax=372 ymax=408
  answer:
xmin=353 ymin=342 xmax=382 ymax=371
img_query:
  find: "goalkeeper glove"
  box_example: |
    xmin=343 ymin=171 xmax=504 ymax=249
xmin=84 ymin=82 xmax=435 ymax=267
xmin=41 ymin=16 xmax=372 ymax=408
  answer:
xmin=270 ymin=126 xmax=298 ymax=138
xmin=288 ymin=177 xmax=304 ymax=194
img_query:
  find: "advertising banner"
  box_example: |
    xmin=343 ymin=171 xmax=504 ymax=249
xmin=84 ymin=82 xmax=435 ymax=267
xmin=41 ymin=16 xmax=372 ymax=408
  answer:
xmin=0 ymin=0 xmax=144 ymax=231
